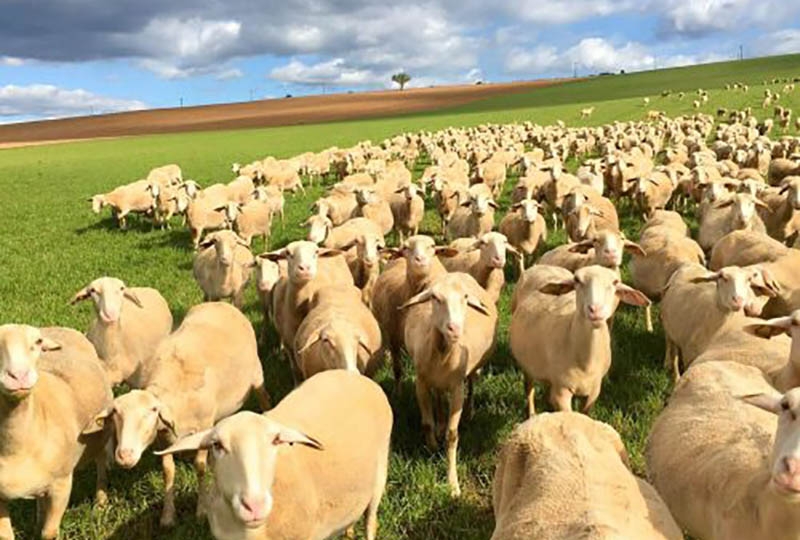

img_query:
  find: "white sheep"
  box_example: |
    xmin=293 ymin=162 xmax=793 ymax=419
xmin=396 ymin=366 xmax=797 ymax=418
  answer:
xmin=193 ymin=230 xmax=255 ymax=308
xmin=498 ymin=198 xmax=547 ymax=271
xmin=439 ymin=232 xmax=518 ymax=303
xmin=90 ymin=179 xmax=155 ymax=229
xmin=389 ymin=183 xmax=425 ymax=244
xmin=221 ymin=200 xmax=273 ymax=246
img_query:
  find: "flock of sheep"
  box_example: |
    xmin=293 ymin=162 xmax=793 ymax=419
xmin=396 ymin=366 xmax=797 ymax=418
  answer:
xmin=4 ymin=80 xmax=800 ymax=540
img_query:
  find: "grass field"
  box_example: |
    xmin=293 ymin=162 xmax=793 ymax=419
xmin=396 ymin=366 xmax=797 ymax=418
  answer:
xmin=1 ymin=54 xmax=800 ymax=540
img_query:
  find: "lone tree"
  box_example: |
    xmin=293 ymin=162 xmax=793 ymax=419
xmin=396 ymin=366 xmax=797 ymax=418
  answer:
xmin=392 ymin=72 xmax=411 ymax=90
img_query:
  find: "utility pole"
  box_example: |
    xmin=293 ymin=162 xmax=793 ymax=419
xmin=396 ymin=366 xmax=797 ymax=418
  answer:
xmin=249 ymin=89 xmax=254 ymax=101
xmin=179 ymin=97 xmax=183 ymax=108
xmin=739 ymin=45 xmax=744 ymax=60
xmin=572 ymin=62 xmax=577 ymax=78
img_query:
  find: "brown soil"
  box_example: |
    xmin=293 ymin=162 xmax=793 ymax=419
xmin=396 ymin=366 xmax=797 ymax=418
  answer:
xmin=0 ymin=79 xmax=568 ymax=147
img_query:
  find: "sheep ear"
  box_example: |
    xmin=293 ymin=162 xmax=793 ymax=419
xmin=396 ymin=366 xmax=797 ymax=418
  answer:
xmin=539 ymin=279 xmax=576 ymax=295
xmin=690 ymin=272 xmax=720 ymax=284
xmin=123 ymin=289 xmax=144 ymax=308
xmin=198 ymin=238 xmax=215 ymax=250
xmin=158 ymin=407 xmax=178 ymax=438
xmin=740 ymin=393 xmax=783 ymax=414
xmin=40 ymin=337 xmax=62 ymax=352
xmin=357 ymin=336 xmax=373 ymax=357
xmin=506 ymin=244 xmax=521 ymax=257
xmin=743 ymin=317 xmax=794 ymax=339
xmin=398 ymin=289 xmax=433 ymax=310
xmin=623 ymin=241 xmax=647 ymax=257
xmin=296 ymin=330 xmax=322 ymax=355
xmin=318 ymin=248 xmax=343 ymax=258
xmin=236 ymin=236 xmax=251 ymax=248
xmin=435 ymin=247 xmax=460 ymax=258
xmin=467 ymin=295 xmax=491 ymax=316
xmin=338 ymin=239 xmax=359 ymax=252
xmin=616 ymin=283 xmax=651 ymax=307
xmin=82 ymin=406 xmax=114 ymax=435
xmin=154 ymin=429 xmax=214 ymax=456
xmin=754 ymin=198 xmax=771 ymax=211
xmin=261 ymin=248 xmax=287 ymax=262
xmin=753 ymin=267 xmax=781 ymax=296
xmin=713 ymin=199 xmax=734 ymax=209
xmin=568 ymin=241 xmax=594 ymax=254
xmin=511 ymin=202 xmax=522 ymax=210
xmin=70 ymin=287 xmax=92 ymax=305
xmin=273 ymin=425 xmax=324 ymax=450
xmin=488 ymin=200 xmax=499 ymax=209
xmin=380 ymin=247 xmax=403 ymax=260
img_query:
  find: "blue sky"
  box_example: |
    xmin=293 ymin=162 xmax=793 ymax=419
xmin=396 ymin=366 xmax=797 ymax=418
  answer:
xmin=1 ymin=0 xmax=799 ymax=123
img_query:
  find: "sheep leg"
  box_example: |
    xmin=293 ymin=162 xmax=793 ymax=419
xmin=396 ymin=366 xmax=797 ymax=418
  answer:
xmin=0 ymin=501 xmax=11 ymax=540
xmin=364 ymin=446 xmax=388 ymax=540
xmin=582 ymin=383 xmax=602 ymax=414
xmin=195 ymin=449 xmax=209 ymax=519
xmin=160 ymin=454 xmax=177 ymax=527
xmin=253 ymin=383 xmax=272 ymax=411
xmin=118 ymin=211 xmax=129 ymax=230
xmin=390 ymin=347 xmax=403 ymax=395
xmin=549 ymin=385 xmax=573 ymax=412
xmin=645 ymin=304 xmax=654 ymax=333
xmin=41 ymin=474 xmax=72 ymax=540
xmin=664 ymin=338 xmax=681 ymax=383
xmin=95 ymin=452 xmax=109 ymax=507
xmin=446 ymin=385 xmax=464 ymax=497
xmin=524 ymin=376 xmax=536 ymax=417
xmin=463 ymin=375 xmax=476 ymax=421
xmin=415 ymin=378 xmax=437 ymax=451
xmin=232 ymin=291 xmax=244 ymax=309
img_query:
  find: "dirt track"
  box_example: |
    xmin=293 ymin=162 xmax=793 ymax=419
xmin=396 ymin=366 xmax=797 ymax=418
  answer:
xmin=0 ymin=80 xmax=566 ymax=147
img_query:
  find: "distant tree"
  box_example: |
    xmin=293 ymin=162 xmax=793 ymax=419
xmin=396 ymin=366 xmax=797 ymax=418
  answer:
xmin=392 ymin=72 xmax=411 ymax=90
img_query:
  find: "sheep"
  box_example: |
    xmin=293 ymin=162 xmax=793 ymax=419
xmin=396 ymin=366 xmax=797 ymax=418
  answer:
xmin=153 ymin=183 xmax=190 ymax=229
xmin=314 ymin=188 xmax=359 ymax=226
xmin=498 ymin=198 xmax=547 ymax=271
xmin=319 ymin=218 xmax=385 ymax=306
xmin=446 ymin=186 xmax=498 ymax=240
xmin=400 ymin=272 xmax=498 ymax=496
xmin=538 ymin=230 xmax=645 ymax=274
xmin=388 ymin=183 xmax=425 ymax=244
xmin=439 ymin=232 xmax=519 ymax=302
xmin=709 ymin=229 xmax=790 ymax=270
xmin=90 ymin=179 xmax=154 ymax=229
xmin=70 ymin=277 xmax=172 ymax=387
xmin=698 ymin=192 xmax=769 ymax=251
xmin=192 ymin=230 xmax=255 ymax=308
xmin=0 ymin=325 xmax=113 ymax=540
xmin=509 ymin=265 xmax=650 ymax=415
xmin=430 ymin=178 xmax=468 ymax=236
xmin=492 ymin=412 xmax=682 ymax=540
xmin=227 ymin=175 xmax=255 ymax=205
xmin=252 ymin=255 xmax=285 ymax=344
xmin=757 ymin=251 xmax=800 ymax=318
xmin=264 ymin=162 xmax=305 ymax=194
xmin=563 ymin=193 xmax=620 ymax=242
xmin=475 ymin=159 xmax=507 ymax=196
xmin=760 ymin=176 xmax=800 ymax=243
xmin=294 ymin=285 xmax=382 ymax=379
xmin=155 ymin=370 xmax=392 ymax=540
xmin=632 ymin=169 xmax=676 ymax=218
xmin=220 ymin=200 xmax=273 ymax=246
xmin=251 ymin=185 xmax=285 ymax=224
xmin=768 ymin=158 xmax=800 ymax=185
xmin=184 ymin=195 xmax=229 ymax=250
xmin=646 ymin=360 xmax=800 ymax=540
xmin=147 ymin=163 xmax=182 ymax=186
xmin=580 ymin=106 xmax=595 ymax=118
xmin=263 ymin=241 xmax=353 ymax=378
xmin=303 ymin=213 xmax=333 ymax=245
xmin=660 ymin=263 xmax=780 ymax=380
xmin=85 ymin=302 xmax=269 ymax=527
xmin=371 ymin=236 xmax=457 ymax=392
xmin=354 ymin=186 xmax=394 ymax=236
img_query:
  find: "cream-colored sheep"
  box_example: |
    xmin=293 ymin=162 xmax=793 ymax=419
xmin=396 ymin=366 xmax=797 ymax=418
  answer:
xmin=294 ymin=285 xmax=382 ymax=379
xmin=90 ymin=179 xmax=155 ymax=229
xmin=760 ymin=176 xmax=800 ymax=243
xmin=492 ymin=412 xmax=681 ymax=540
xmin=355 ymin=187 xmax=394 ymax=236
xmin=185 ymin=194 xmax=229 ymax=249
xmin=633 ymin=169 xmax=676 ymax=218
xmin=251 ymin=185 xmax=285 ymax=224
xmin=647 ymin=360 xmax=800 ymax=540
xmin=476 ymin=159 xmax=507 ymax=197
xmin=85 ymin=302 xmax=268 ymax=527
xmin=71 ymin=277 xmax=172 ymax=387
xmin=446 ymin=186 xmax=497 ymax=240
xmin=147 ymin=164 xmax=182 ymax=186
xmin=709 ymin=229 xmax=789 ymax=270
xmin=227 ymin=175 xmax=256 ymax=205
xmin=0 ymin=325 xmax=113 ymax=540
xmin=439 ymin=232 xmax=518 ymax=303
xmin=389 ymin=183 xmax=425 ymax=244
xmin=193 ymin=230 xmax=255 ymax=308
xmin=252 ymin=255 xmax=285 ymax=344
xmin=221 ymin=200 xmax=273 ymax=246
xmin=325 ymin=221 xmax=385 ymax=307
xmin=498 ymin=198 xmax=547 ymax=271
xmin=314 ymin=188 xmax=358 ymax=226
xmin=156 ymin=370 xmax=392 ymax=540
xmin=401 ymin=272 xmax=498 ymax=496
xmin=768 ymin=157 xmax=800 ymax=185
xmin=538 ymin=230 xmax=644 ymax=274
xmin=510 ymin=265 xmax=649 ymax=415
xmin=698 ymin=192 xmax=769 ymax=251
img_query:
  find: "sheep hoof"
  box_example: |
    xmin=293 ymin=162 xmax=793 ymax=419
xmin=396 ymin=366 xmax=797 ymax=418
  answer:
xmin=160 ymin=512 xmax=176 ymax=528
xmin=95 ymin=490 xmax=108 ymax=508
xmin=449 ymin=482 xmax=462 ymax=498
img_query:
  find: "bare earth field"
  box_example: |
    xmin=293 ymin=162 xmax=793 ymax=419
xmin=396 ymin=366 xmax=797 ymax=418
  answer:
xmin=0 ymin=80 xmax=567 ymax=147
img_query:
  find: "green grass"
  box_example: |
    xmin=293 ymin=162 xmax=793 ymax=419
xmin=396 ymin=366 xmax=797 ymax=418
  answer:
xmin=1 ymin=53 xmax=800 ymax=539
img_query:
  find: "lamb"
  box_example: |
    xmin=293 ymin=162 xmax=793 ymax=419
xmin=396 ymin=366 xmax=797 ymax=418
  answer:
xmin=264 ymin=241 xmax=353 ymax=378
xmin=709 ymin=229 xmax=789 ymax=270
xmin=580 ymin=106 xmax=595 ymax=118
xmin=698 ymin=193 xmax=769 ymax=251
xmin=0 ymin=325 xmax=113 ymax=540
xmin=389 ymin=183 xmax=425 ymax=244
xmin=646 ymin=360 xmax=800 ymax=540
xmin=90 ymin=179 xmax=155 ymax=229
xmin=439 ymin=232 xmax=519 ymax=303
xmin=220 ymin=200 xmax=273 ymax=246
xmin=446 ymin=186 xmax=498 ymax=240
xmin=294 ymin=285 xmax=382 ymax=379
xmin=84 ymin=302 xmax=269 ymax=527
xmin=400 ymin=272 xmax=498 ymax=496
xmin=660 ymin=263 xmax=780 ymax=380
xmin=155 ymin=370 xmax=392 ymax=540
xmin=192 ymin=230 xmax=255 ymax=308
xmin=492 ymin=412 xmax=682 ymax=540
xmin=498 ymin=198 xmax=547 ymax=270
xmin=355 ymin=186 xmax=394 ymax=236
xmin=70 ymin=277 xmax=172 ymax=387
xmin=371 ymin=236 xmax=456 ymax=392
xmin=509 ymin=265 xmax=650 ymax=415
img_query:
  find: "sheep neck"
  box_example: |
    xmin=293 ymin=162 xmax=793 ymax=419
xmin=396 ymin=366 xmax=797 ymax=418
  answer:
xmin=751 ymin=470 xmax=800 ymax=538
xmin=217 ymin=257 xmax=238 ymax=293
xmin=0 ymin=392 xmax=37 ymax=455
xmin=568 ymin=313 xmax=611 ymax=371
xmin=95 ymin=315 xmax=127 ymax=358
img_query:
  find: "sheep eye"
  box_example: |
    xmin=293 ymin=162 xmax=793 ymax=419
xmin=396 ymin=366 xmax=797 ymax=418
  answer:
xmin=35 ymin=338 xmax=43 ymax=346
xmin=212 ymin=440 xmax=226 ymax=454
xmin=782 ymin=401 xmax=790 ymax=411
xmin=150 ymin=406 xmax=158 ymax=413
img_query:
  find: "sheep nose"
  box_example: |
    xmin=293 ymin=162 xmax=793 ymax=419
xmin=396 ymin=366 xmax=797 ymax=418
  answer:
xmin=587 ymin=305 xmax=604 ymax=320
xmin=240 ymin=495 xmax=266 ymax=519
xmin=297 ymin=264 xmax=309 ymax=273
xmin=785 ymin=457 xmax=800 ymax=476
xmin=731 ymin=296 xmax=744 ymax=309
xmin=116 ymin=449 xmax=135 ymax=468
xmin=446 ymin=322 xmax=462 ymax=336
xmin=413 ymin=255 xmax=425 ymax=265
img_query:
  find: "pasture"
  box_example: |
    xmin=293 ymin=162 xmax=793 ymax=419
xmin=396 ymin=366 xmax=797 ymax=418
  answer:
xmin=1 ymin=53 xmax=800 ymax=539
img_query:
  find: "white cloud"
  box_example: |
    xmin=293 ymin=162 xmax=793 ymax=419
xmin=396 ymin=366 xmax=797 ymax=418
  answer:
xmin=0 ymin=84 xmax=146 ymax=118
xmin=270 ymin=58 xmax=378 ymax=86
xmin=215 ymin=68 xmax=244 ymax=81
xmin=512 ymin=0 xmax=637 ymax=24
xmin=0 ymin=56 xmax=24 ymax=66
xmin=758 ymin=29 xmax=800 ymax=56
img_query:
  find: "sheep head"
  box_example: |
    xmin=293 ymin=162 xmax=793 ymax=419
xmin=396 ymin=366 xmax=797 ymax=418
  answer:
xmin=70 ymin=276 xmax=143 ymax=324
xmin=0 ymin=325 xmax=60 ymax=400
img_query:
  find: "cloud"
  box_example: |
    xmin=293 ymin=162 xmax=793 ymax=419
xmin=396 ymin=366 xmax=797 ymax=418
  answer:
xmin=511 ymin=0 xmax=637 ymax=24
xmin=757 ymin=29 xmax=800 ymax=56
xmin=657 ymin=0 xmax=799 ymax=36
xmin=0 ymin=84 xmax=146 ymax=118
xmin=270 ymin=58 xmax=378 ymax=86
xmin=215 ymin=68 xmax=244 ymax=81
xmin=0 ymin=56 xmax=24 ymax=67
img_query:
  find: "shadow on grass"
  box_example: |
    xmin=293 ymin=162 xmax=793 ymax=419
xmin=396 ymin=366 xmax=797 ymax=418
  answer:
xmin=402 ymin=493 xmax=493 ymax=540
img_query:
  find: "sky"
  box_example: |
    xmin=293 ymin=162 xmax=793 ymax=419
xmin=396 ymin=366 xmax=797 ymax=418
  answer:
xmin=1 ymin=0 xmax=799 ymax=123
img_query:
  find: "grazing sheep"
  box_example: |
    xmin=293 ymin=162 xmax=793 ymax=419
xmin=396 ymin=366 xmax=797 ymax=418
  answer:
xmin=0 ymin=325 xmax=113 ymax=540
xmin=401 ymin=272 xmax=498 ymax=496
xmin=510 ymin=265 xmax=650 ymax=415
xmin=475 ymin=159 xmax=507 ymax=197
xmin=498 ymin=198 xmax=547 ymax=270
xmin=538 ymin=230 xmax=644 ymax=273
xmin=193 ymin=230 xmax=255 ymax=308
xmin=85 ymin=302 xmax=269 ymax=527
xmin=632 ymin=169 xmax=676 ymax=218
xmin=252 ymin=255 xmax=285 ymax=343
xmin=226 ymin=175 xmax=256 ymax=205
xmin=314 ymin=188 xmax=358 ymax=226
xmin=768 ymin=158 xmax=800 ymax=185
xmin=439 ymin=232 xmax=518 ymax=302
xmin=221 ymin=200 xmax=273 ymax=246
xmin=389 ymin=183 xmax=425 ymax=244
xmin=492 ymin=412 xmax=681 ymax=540
xmin=580 ymin=106 xmax=595 ymax=118
xmin=90 ymin=179 xmax=154 ymax=229
xmin=156 ymin=370 xmax=392 ymax=540
xmin=147 ymin=164 xmax=182 ymax=186
xmin=294 ymin=285 xmax=382 ymax=379
xmin=71 ymin=277 xmax=172 ymax=387
xmin=647 ymin=360 xmax=800 ymax=540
